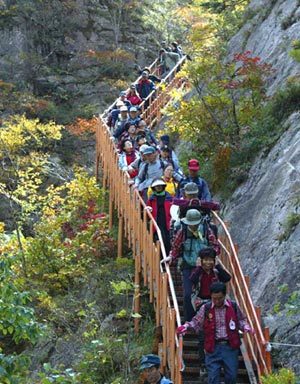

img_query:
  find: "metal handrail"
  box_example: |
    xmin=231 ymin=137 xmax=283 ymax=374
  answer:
xmin=101 ymin=58 xmax=160 ymax=118
xmin=138 ymin=55 xmax=187 ymax=114
xmin=213 ymin=212 xmax=272 ymax=377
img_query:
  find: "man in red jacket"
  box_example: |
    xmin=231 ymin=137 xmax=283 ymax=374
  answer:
xmin=177 ymin=282 xmax=254 ymax=384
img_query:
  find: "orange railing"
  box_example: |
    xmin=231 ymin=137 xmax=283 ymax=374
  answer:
xmin=95 ymin=58 xmax=271 ymax=383
xmin=96 ymin=116 xmax=183 ymax=383
xmin=102 ymin=57 xmax=159 ymax=118
xmin=214 ymin=213 xmax=272 ymax=378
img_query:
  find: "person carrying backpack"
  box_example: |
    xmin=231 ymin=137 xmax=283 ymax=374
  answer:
xmin=134 ymin=146 xmax=164 ymax=201
xmin=178 ymin=159 xmax=212 ymax=201
xmin=189 ymin=247 xmax=231 ymax=373
xmin=164 ymin=209 xmax=219 ymax=321
xmin=172 ymin=182 xmax=220 ymax=241
xmin=177 ymin=282 xmax=254 ymax=384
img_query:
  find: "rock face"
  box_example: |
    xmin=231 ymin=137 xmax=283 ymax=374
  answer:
xmin=224 ymin=1 xmax=300 ymax=372
xmin=224 ymin=113 xmax=300 ymax=370
xmin=0 ymin=1 xmax=158 ymax=112
xmin=228 ymin=0 xmax=300 ymax=94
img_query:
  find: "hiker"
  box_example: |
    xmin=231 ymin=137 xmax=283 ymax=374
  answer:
xmin=134 ymin=146 xmax=164 ymax=200
xmin=140 ymin=354 xmax=173 ymax=384
xmin=107 ymin=100 xmax=124 ymax=129
xmin=117 ymin=90 xmax=132 ymax=109
xmin=146 ymin=178 xmax=172 ymax=255
xmin=113 ymin=106 xmax=140 ymax=140
xmin=164 ymin=209 xmax=219 ymax=321
xmin=136 ymin=71 xmax=156 ymax=101
xmin=118 ymin=123 xmax=137 ymax=146
xmin=158 ymin=49 xmax=180 ymax=78
xmin=159 ymin=145 xmax=183 ymax=181
xmin=178 ymin=159 xmax=212 ymax=201
xmin=113 ymin=105 xmax=129 ymax=133
xmin=158 ymin=135 xmax=180 ymax=171
xmin=136 ymin=120 xmax=157 ymax=146
xmin=135 ymin=134 xmax=148 ymax=150
xmin=126 ymin=84 xmax=143 ymax=105
xmin=172 ymin=182 xmax=220 ymax=239
xmin=190 ymin=247 xmax=231 ymax=372
xmin=171 ymin=41 xmax=183 ymax=57
xmin=177 ymin=282 xmax=254 ymax=384
xmin=147 ymin=163 xmax=178 ymax=198
xmin=118 ymin=139 xmax=139 ymax=178
xmin=127 ymin=144 xmax=149 ymax=175
xmin=135 ymin=65 xmax=162 ymax=83
xmin=162 ymin=164 xmax=178 ymax=197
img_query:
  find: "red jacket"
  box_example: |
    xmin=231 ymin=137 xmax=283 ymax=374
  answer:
xmin=127 ymin=93 xmax=142 ymax=105
xmin=146 ymin=192 xmax=172 ymax=233
xmin=203 ymin=300 xmax=241 ymax=353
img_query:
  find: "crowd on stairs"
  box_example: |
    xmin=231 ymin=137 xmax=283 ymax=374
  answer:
xmin=103 ymin=41 xmax=255 ymax=384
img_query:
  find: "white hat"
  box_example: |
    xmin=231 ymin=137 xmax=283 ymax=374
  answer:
xmin=120 ymin=105 xmax=128 ymax=112
xmin=151 ymin=178 xmax=167 ymax=188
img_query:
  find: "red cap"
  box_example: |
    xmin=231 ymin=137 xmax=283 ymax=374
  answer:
xmin=188 ymin=159 xmax=200 ymax=171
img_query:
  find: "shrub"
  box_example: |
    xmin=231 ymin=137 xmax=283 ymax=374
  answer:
xmin=261 ymin=368 xmax=296 ymax=384
xmin=269 ymin=81 xmax=300 ymax=123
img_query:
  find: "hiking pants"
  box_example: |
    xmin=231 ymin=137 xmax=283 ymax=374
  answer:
xmin=182 ymin=268 xmax=195 ymax=321
xmin=205 ymin=343 xmax=239 ymax=384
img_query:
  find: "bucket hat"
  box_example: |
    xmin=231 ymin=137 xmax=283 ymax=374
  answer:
xmin=181 ymin=209 xmax=202 ymax=225
xmin=184 ymin=182 xmax=199 ymax=195
xmin=151 ymin=178 xmax=167 ymax=189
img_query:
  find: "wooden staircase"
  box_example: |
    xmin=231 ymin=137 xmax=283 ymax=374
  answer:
xmin=95 ymin=56 xmax=272 ymax=383
xmin=170 ymin=266 xmax=252 ymax=383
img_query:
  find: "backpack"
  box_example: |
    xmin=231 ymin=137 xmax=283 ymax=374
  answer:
xmin=140 ymin=159 xmax=165 ymax=183
xmin=180 ymin=222 xmax=209 ymax=267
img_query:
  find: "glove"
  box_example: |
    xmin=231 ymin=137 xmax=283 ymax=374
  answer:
xmin=176 ymin=324 xmax=188 ymax=335
xmin=162 ymin=255 xmax=172 ymax=263
xmin=144 ymin=206 xmax=153 ymax=212
xmin=244 ymin=324 xmax=255 ymax=335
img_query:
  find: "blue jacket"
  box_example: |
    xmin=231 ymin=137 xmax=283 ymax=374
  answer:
xmin=113 ymin=117 xmax=141 ymax=139
xmin=136 ymin=79 xmax=156 ymax=99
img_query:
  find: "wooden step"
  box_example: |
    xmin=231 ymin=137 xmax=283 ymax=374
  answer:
xmin=173 ymin=267 xmax=252 ymax=384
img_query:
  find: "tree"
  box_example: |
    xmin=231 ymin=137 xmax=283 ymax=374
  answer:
xmin=141 ymin=0 xmax=191 ymax=45
xmin=87 ymin=0 xmax=139 ymax=49
xmin=0 ymin=115 xmax=62 ymax=275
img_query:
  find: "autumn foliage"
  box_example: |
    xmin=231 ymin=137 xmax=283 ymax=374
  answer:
xmin=66 ymin=117 xmax=98 ymax=137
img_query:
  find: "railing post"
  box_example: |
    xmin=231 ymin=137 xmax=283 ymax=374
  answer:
xmin=170 ymin=309 xmax=176 ymax=381
xmin=108 ymin=195 xmax=113 ymax=231
xmin=263 ymin=327 xmax=272 ymax=373
xmin=134 ymin=261 xmax=141 ymax=334
xmin=117 ymin=214 xmax=124 ymax=258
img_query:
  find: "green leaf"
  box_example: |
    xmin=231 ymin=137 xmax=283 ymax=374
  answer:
xmin=131 ymin=312 xmax=142 ymax=318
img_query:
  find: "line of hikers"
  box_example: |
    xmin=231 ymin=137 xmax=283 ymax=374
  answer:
xmin=105 ymin=51 xmax=254 ymax=384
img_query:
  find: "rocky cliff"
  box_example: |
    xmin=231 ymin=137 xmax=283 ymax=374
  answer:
xmin=225 ymin=0 xmax=300 ymax=373
xmin=0 ymin=0 xmax=158 ymax=115
xmin=228 ymin=0 xmax=300 ymax=94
